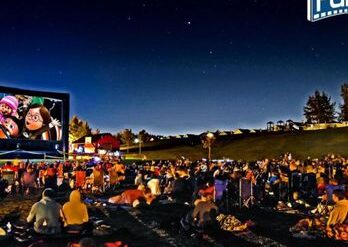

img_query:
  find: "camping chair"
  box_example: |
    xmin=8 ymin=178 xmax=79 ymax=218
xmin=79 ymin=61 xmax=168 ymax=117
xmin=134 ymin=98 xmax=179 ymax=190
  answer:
xmin=214 ymin=179 xmax=228 ymax=202
xmin=75 ymin=170 xmax=87 ymax=189
xmin=239 ymin=178 xmax=255 ymax=208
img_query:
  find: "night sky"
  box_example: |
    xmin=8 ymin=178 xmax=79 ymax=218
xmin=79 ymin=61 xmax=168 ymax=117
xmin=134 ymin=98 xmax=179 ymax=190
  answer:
xmin=1 ymin=0 xmax=348 ymax=135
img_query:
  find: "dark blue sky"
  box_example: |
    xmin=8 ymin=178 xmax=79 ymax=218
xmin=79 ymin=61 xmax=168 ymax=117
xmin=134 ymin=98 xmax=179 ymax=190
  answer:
xmin=1 ymin=0 xmax=348 ymax=135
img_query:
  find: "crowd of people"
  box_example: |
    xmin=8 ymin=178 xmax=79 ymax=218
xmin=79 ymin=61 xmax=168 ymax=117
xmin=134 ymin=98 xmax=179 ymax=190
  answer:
xmin=1 ymin=152 xmax=348 ymax=244
xmin=0 ymin=159 xmax=126 ymax=197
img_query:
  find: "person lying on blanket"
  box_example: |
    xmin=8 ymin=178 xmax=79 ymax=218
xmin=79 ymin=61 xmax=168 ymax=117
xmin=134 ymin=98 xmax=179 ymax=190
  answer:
xmin=108 ymin=185 xmax=155 ymax=207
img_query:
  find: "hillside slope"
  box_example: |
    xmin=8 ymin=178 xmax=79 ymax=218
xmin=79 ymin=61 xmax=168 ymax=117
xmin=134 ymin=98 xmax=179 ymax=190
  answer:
xmin=134 ymin=127 xmax=348 ymax=161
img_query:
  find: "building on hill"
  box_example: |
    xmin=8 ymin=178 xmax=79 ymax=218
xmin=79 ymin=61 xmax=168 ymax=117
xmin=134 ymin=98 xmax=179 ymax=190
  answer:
xmin=303 ymin=122 xmax=348 ymax=131
xmin=267 ymin=120 xmax=304 ymax=132
xmin=285 ymin=120 xmax=303 ymax=131
xmin=215 ymin=130 xmax=230 ymax=136
xmin=267 ymin=121 xmax=275 ymax=132
xmin=233 ymin=129 xmax=251 ymax=135
xmin=266 ymin=119 xmax=348 ymax=132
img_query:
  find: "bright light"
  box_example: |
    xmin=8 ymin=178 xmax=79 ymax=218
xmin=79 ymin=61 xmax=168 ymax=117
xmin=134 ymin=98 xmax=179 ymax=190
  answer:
xmin=134 ymin=138 xmax=139 ymax=143
xmin=206 ymin=132 xmax=214 ymax=139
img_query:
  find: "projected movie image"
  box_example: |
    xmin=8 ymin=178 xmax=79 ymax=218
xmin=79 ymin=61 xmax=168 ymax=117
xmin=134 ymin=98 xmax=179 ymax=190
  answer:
xmin=0 ymin=93 xmax=62 ymax=141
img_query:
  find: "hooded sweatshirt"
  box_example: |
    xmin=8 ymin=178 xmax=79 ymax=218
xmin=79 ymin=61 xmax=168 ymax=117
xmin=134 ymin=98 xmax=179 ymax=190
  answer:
xmin=27 ymin=190 xmax=61 ymax=235
xmin=62 ymin=190 xmax=89 ymax=226
xmin=327 ymin=199 xmax=348 ymax=226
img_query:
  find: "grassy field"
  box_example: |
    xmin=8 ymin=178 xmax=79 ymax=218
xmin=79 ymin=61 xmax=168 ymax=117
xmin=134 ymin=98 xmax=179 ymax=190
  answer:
xmin=129 ymin=127 xmax=348 ymax=161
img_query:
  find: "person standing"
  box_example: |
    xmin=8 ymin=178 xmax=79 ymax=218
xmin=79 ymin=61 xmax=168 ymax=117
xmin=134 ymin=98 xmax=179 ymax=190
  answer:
xmin=21 ymin=166 xmax=37 ymax=195
xmin=92 ymin=164 xmax=104 ymax=193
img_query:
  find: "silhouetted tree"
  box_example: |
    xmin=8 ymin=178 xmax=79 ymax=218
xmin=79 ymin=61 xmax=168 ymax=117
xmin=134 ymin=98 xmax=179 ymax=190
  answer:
xmin=340 ymin=83 xmax=348 ymax=121
xmin=92 ymin=129 xmax=100 ymax=135
xmin=69 ymin=115 xmax=91 ymax=142
xmin=120 ymin=129 xmax=134 ymax=153
xmin=304 ymin=90 xmax=336 ymax=123
xmin=138 ymin=129 xmax=151 ymax=143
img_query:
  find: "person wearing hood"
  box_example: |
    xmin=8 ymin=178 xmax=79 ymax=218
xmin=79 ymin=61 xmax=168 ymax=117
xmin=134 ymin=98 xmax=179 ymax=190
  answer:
xmin=327 ymin=189 xmax=348 ymax=226
xmin=27 ymin=188 xmax=62 ymax=235
xmin=62 ymin=190 xmax=89 ymax=231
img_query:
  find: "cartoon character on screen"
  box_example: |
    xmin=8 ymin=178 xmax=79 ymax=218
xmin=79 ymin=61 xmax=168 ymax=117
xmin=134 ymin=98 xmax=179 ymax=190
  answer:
xmin=21 ymin=97 xmax=61 ymax=140
xmin=16 ymin=95 xmax=32 ymax=117
xmin=0 ymin=96 xmax=19 ymax=124
xmin=0 ymin=116 xmax=22 ymax=139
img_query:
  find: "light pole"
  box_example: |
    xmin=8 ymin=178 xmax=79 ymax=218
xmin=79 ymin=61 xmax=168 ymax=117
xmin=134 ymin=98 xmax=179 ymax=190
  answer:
xmin=134 ymin=138 xmax=141 ymax=155
xmin=139 ymin=134 xmax=142 ymax=154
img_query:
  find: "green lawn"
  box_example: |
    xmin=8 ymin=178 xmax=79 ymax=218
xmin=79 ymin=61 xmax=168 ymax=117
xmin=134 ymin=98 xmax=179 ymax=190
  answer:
xmin=132 ymin=127 xmax=348 ymax=161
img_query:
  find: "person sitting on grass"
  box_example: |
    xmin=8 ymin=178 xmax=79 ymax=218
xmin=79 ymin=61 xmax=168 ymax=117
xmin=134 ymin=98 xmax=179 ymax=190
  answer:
xmin=181 ymin=193 xmax=219 ymax=236
xmin=310 ymin=193 xmax=333 ymax=217
xmin=325 ymin=179 xmax=345 ymax=203
xmin=192 ymin=194 xmax=219 ymax=231
xmin=147 ymin=174 xmax=161 ymax=196
xmin=62 ymin=190 xmax=89 ymax=233
xmin=327 ymin=189 xmax=348 ymax=226
xmin=27 ymin=188 xmax=62 ymax=235
xmin=197 ymin=180 xmax=215 ymax=200
xmin=287 ymin=191 xmax=311 ymax=210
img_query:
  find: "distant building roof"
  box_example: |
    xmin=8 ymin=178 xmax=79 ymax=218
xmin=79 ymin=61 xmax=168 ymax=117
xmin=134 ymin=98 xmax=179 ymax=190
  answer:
xmin=233 ymin=129 xmax=250 ymax=134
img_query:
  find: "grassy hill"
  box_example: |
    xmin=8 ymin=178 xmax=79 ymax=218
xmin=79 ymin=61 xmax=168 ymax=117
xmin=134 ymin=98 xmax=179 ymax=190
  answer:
xmin=128 ymin=127 xmax=348 ymax=161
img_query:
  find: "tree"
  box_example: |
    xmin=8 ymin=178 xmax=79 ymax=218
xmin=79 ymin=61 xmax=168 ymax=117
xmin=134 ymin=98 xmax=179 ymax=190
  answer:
xmin=201 ymin=132 xmax=215 ymax=160
xmin=69 ymin=115 xmax=91 ymax=142
xmin=120 ymin=129 xmax=134 ymax=153
xmin=340 ymin=84 xmax=348 ymax=121
xmin=138 ymin=129 xmax=150 ymax=143
xmin=97 ymin=135 xmax=120 ymax=151
xmin=93 ymin=129 xmax=101 ymax=134
xmin=114 ymin=132 xmax=123 ymax=143
xmin=304 ymin=90 xmax=336 ymax=124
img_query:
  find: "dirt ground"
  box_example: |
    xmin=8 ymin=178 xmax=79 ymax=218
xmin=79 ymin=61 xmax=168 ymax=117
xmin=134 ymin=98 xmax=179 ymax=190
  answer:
xmin=0 ymin=193 xmax=348 ymax=247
